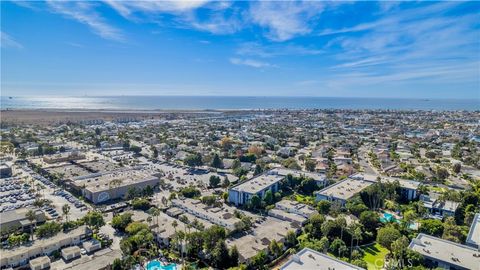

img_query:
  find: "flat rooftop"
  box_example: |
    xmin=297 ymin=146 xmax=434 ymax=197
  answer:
xmin=466 ymin=213 xmax=480 ymax=247
xmin=2 ymin=226 xmax=88 ymax=258
xmin=80 ymin=169 xmax=158 ymax=192
xmin=279 ymin=248 xmax=364 ymax=270
xmin=409 ymin=233 xmax=480 ymax=270
xmin=226 ymin=216 xmax=299 ymax=262
xmin=352 ymin=173 xmax=420 ymax=190
xmin=275 ymin=200 xmax=316 ymax=217
xmin=172 ymin=198 xmax=241 ymax=227
xmin=315 ymin=178 xmax=374 ymax=201
xmin=230 ymin=173 xmax=283 ymax=194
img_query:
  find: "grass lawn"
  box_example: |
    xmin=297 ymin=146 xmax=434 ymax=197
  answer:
xmin=294 ymin=194 xmax=315 ymax=205
xmin=361 ymin=243 xmax=389 ymax=270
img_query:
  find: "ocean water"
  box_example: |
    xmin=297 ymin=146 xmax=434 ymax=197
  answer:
xmin=1 ymin=96 xmax=478 ymax=111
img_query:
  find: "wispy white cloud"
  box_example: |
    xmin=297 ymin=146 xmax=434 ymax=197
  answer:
xmin=236 ymin=42 xmax=323 ymax=58
xmin=1 ymin=32 xmax=23 ymax=49
xmin=47 ymin=1 xmax=124 ymax=41
xmin=249 ymin=1 xmax=324 ymax=41
xmin=104 ymin=0 xmax=211 ymax=18
xmin=230 ymin=58 xmax=276 ymax=68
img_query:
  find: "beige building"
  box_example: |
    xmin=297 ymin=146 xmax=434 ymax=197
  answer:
xmin=0 ymin=226 xmax=89 ymax=268
xmin=43 ymin=151 xmax=86 ymax=164
xmin=0 ymin=208 xmax=46 ymax=236
xmin=29 ymin=256 xmax=51 ymax=270
xmin=75 ymin=169 xmax=160 ymax=204
xmin=61 ymin=246 xmax=81 ymax=261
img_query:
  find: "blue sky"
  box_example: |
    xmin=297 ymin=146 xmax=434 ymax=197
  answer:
xmin=1 ymin=1 xmax=479 ymax=99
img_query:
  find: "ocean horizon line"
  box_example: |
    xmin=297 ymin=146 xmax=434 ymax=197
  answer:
xmin=2 ymin=95 xmax=478 ymax=101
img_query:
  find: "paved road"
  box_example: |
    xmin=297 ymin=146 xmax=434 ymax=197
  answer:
xmin=358 ymin=145 xmax=378 ymax=175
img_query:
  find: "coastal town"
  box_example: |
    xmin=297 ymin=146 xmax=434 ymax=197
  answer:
xmin=0 ymin=109 xmax=479 ymax=270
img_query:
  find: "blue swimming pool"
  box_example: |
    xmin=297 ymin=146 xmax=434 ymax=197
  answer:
xmin=379 ymin=212 xmax=396 ymax=223
xmin=146 ymin=261 xmax=177 ymax=270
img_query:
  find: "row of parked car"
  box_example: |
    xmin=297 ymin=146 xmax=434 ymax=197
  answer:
xmin=41 ymin=205 xmax=59 ymax=218
xmin=54 ymin=190 xmax=86 ymax=210
xmin=0 ymin=176 xmax=36 ymax=213
xmin=24 ymin=165 xmax=88 ymax=210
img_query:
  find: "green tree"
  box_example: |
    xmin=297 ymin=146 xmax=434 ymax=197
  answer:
xmin=229 ymin=245 xmax=240 ymax=267
xmin=211 ymin=153 xmax=223 ymax=168
xmin=319 ymin=236 xmax=330 ymax=253
xmin=359 ymin=211 xmax=379 ymax=233
xmin=25 ymin=209 xmax=37 ymax=241
xmin=248 ymin=194 xmax=262 ymax=210
xmin=35 ymin=222 xmax=62 ymax=238
xmin=308 ymin=213 xmax=325 ymax=239
xmin=62 ymin=204 xmax=71 ymax=222
xmin=111 ymin=212 xmax=133 ymax=232
xmin=317 ymin=200 xmax=331 ymax=215
xmin=377 ymin=226 xmax=401 ymax=252
xmin=211 ymin=241 xmax=230 ymax=268
xmin=452 ymin=163 xmax=461 ymax=174
xmin=131 ymin=197 xmax=151 ymax=210
xmin=269 ymin=239 xmax=283 ymax=257
xmin=391 ymin=236 xmax=410 ymax=268
xmin=84 ymin=211 xmax=105 ymax=230
xmin=263 ymin=190 xmax=274 ymax=205
xmin=305 ymin=159 xmax=316 ymax=172
xmin=419 ymin=219 xmax=444 ymax=236
xmin=442 ymin=217 xmax=464 ymax=243
xmin=185 ymin=152 xmax=203 ymax=167
xmin=249 ymin=250 xmax=268 ymax=270
xmin=329 ymin=238 xmax=347 ymax=257
xmin=285 ymin=230 xmax=297 ymax=247
xmin=209 ymin=175 xmax=221 ymax=188
xmin=254 ymin=164 xmax=263 ymax=176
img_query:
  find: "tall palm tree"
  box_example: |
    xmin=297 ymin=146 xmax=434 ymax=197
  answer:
xmin=62 ymin=204 xmax=71 ymax=222
xmin=25 ymin=210 xmax=36 ymax=241
xmin=336 ymin=215 xmax=347 ymax=241
xmin=354 ymin=226 xmax=363 ymax=249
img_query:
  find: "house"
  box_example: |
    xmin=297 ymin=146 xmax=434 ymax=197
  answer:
xmin=279 ymin=248 xmax=365 ymax=270
xmin=408 ymin=233 xmax=480 ymax=270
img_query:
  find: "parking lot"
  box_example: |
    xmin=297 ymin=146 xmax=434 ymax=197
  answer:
xmin=0 ymin=176 xmax=36 ymax=213
xmin=19 ymin=165 xmax=90 ymax=220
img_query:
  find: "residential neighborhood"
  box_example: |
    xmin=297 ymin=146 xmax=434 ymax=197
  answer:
xmin=0 ymin=109 xmax=479 ymax=270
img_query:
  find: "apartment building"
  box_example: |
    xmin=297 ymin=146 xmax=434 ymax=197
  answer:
xmin=228 ymin=172 xmax=283 ymax=206
xmin=171 ymin=198 xmax=242 ymax=231
xmin=279 ymin=248 xmax=365 ymax=270
xmin=409 ymin=233 xmax=480 ymax=270
xmin=0 ymin=226 xmax=90 ymax=268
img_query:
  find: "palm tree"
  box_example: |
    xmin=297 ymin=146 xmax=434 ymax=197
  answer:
xmin=149 ymin=207 xmax=160 ymax=233
xmin=336 ymin=215 xmax=347 ymax=241
xmin=62 ymin=204 xmax=71 ymax=222
xmin=354 ymin=226 xmax=363 ymax=249
xmin=25 ymin=210 xmax=36 ymax=241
